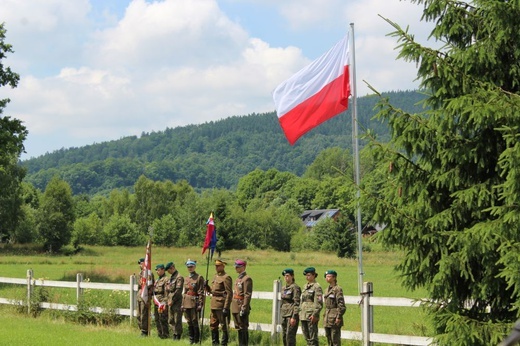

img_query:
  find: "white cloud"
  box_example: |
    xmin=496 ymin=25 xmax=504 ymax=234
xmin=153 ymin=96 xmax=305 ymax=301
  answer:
xmin=1 ymin=0 xmax=436 ymax=158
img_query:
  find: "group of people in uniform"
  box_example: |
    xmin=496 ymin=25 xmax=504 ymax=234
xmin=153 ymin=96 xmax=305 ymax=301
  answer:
xmin=137 ymin=257 xmax=253 ymax=346
xmin=137 ymin=258 xmax=345 ymax=346
xmin=280 ymin=267 xmax=346 ymax=346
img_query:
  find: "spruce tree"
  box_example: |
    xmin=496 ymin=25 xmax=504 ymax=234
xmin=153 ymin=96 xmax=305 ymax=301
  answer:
xmin=369 ymin=1 xmax=520 ymax=344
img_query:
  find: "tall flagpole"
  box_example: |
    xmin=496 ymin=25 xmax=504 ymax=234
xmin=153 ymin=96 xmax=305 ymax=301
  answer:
xmin=350 ymin=23 xmax=364 ymax=294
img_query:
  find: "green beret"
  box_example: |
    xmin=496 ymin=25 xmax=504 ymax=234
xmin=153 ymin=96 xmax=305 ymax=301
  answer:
xmin=155 ymin=264 xmax=165 ymax=270
xmin=303 ymin=267 xmax=316 ymax=275
xmin=138 ymin=258 xmax=145 ymax=264
xmin=282 ymin=268 xmax=294 ymax=276
xmin=324 ymin=269 xmax=338 ymax=277
xmin=165 ymin=262 xmax=174 ymax=270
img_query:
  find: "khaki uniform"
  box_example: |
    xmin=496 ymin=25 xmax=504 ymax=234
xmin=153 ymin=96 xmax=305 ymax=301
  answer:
xmin=182 ymin=272 xmax=204 ymax=343
xmin=231 ymin=271 xmax=253 ymax=346
xmin=299 ymin=282 xmax=323 ymax=346
xmin=207 ymin=270 xmax=233 ymax=345
xmin=137 ymin=271 xmax=154 ymax=335
xmin=323 ymin=284 xmax=346 ymax=346
xmin=166 ymin=270 xmax=184 ymax=338
xmin=280 ymin=282 xmax=301 ymax=346
xmin=154 ymin=274 xmax=170 ymax=339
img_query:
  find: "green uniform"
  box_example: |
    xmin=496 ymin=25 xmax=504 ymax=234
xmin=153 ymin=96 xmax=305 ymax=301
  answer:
xmin=182 ymin=271 xmax=204 ymax=344
xmin=154 ymin=273 xmax=169 ymax=339
xmin=167 ymin=270 xmax=184 ymax=339
xmin=207 ymin=270 xmax=233 ymax=345
xmin=299 ymin=282 xmax=323 ymax=346
xmin=280 ymin=282 xmax=301 ymax=346
xmin=323 ymin=284 xmax=346 ymax=346
xmin=137 ymin=271 xmax=154 ymax=335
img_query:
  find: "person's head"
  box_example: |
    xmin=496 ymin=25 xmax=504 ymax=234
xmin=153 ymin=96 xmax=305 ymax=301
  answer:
xmin=165 ymin=261 xmax=175 ymax=274
xmin=215 ymin=259 xmax=227 ymax=273
xmin=303 ymin=267 xmax=318 ymax=282
xmin=324 ymin=270 xmax=337 ymax=284
xmin=234 ymin=259 xmax=247 ymax=273
xmin=186 ymin=259 xmax=196 ymax=273
xmin=155 ymin=264 xmax=165 ymax=276
xmin=282 ymin=268 xmax=294 ymax=284
xmin=138 ymin=258 xmax=145 ymax=269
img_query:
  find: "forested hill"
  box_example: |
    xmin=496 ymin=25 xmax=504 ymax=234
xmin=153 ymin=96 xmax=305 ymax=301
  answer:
xmin=22 ymin=90 xmax=425 ymax=195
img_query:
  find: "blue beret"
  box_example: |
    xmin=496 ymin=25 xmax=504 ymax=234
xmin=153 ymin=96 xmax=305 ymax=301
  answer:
xmin=186 ymin=259 xmax=196 ymax=266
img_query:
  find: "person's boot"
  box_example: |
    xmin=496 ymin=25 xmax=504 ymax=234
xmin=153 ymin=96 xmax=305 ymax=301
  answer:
xmin=243 ymin=329 xmax=249 ymax=346
xmin=221 ymin=330 xmax=229 ymax=346
xmin=238 ymin=329 xmax=249 ymax=346
xmin=188 ymin=325 xmax=195 ymax=344
xmin=193 ymin=326 xmax=200 ymax=343
xmin=211 ymin=330 xmax=219 ymax=345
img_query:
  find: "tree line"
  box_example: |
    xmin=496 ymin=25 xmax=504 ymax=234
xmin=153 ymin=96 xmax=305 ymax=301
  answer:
xmin=21 ymin=92 xmax=425 ymax=195
xmin=13 ymin=147 xmax=361 ymax=258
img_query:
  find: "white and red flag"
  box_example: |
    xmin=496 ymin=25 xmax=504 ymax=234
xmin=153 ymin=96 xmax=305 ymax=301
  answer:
xmin=273 ymin=34 xmax=351 ymax=145
xmin=140 ymin=240 xmax=152 ymax=303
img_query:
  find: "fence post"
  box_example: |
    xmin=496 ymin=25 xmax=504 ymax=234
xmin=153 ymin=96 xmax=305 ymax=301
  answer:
xmin=271 ymin=280 xmax=281 ymax=343
xmin=129 ymin=275 xmax=136 ymax=322
xmin=26 ymin=269 xmax=33 ymax=315
xmin=362 ymin=282 xmax=374 ymax=346
xmin=76 ymin=273 xmax=83 ymax=304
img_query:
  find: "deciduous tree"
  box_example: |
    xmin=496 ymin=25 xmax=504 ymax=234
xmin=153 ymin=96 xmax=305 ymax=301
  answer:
xmin=0 ymin=23 xmax=28 ymax=243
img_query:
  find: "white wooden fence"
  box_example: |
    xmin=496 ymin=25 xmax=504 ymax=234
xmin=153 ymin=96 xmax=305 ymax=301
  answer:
xmin=0 ymin=270 xmax=432 ymax=345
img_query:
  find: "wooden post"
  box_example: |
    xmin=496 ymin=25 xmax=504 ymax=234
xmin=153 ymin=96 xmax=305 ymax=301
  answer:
xmin=76 ymin=273 xmax=83 ymax=304
xmin=362 ymin=282 xmax=374 ymax=346
xmin=129 ymin=275 xmax=136 ymax=322
xmin=271 ymin=280 xmax=281 ymax=343
xmin=26 ymin=269 xmax=33 ymax=315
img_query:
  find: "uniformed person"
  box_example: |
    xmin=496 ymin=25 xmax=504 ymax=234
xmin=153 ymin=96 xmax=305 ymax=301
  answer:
xmin=280 ymin=268 xmax=301 ymax=346
xmin=299 ymin=267 xmax=323 ymax=346
xmin=166 ymin=261 xmax=184 ymax=340
xmin=323 ymin=270 xmax=346 ymax=346
xmin=182 ymin=259 xmax=205 ymax=344
xmin=206 ymin=259 xmax=233 ymax=346
xmin=154 ymin=263 xmax=170 ymax=339
xmin=137 ymin=258 xmax=154 ymax=337
xmin=231 ymin=259 xmax=253 ymax=346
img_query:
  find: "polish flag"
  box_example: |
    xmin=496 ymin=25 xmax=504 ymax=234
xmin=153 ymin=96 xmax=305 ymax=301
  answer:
xmin=273 ymin=34 xmax=350 ymax=145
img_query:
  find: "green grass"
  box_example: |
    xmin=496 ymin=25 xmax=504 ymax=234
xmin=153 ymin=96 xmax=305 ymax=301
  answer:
xmin=0 ymin=243 xmax=433 ymax=344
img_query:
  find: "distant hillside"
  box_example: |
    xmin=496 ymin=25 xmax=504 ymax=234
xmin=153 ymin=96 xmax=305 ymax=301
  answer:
xmin=22 ymin=90 xmax=425 ymax=195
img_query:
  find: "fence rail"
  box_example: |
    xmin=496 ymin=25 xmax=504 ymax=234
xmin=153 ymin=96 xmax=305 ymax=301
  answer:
xmin=0 ymin=270 xmax=432 ymax=345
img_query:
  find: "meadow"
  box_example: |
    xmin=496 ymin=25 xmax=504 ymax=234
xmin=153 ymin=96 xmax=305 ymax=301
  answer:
xmin=0 ymin=242 xmax=433 ymax=345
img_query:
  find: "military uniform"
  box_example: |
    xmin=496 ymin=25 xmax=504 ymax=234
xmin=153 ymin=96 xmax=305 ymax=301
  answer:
xmin=165 ymin=262 xmax=184 ymax=340
xmin=299 ymin=267 xmax=323 ymax=346
xmin=231 ymin=259 xmax=253 ymax=346
xmin=280 ymin=269 xmax=301 ymax=346
xmin=182 ymin=260 xmax=205 ymax=344
xmin=207 ymin=259 xmax=233 ymax=346
xmin=154 ymin=264 xmax=170 ymax=339
xmin=323 ymin=270 xmax=346 ymax=346
xmin=137 ymin=258 xmax=154 ymax=336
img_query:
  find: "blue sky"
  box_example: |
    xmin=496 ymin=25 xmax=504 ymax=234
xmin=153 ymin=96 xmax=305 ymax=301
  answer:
xmin=1 ymin=0 xmax=435 ymax=159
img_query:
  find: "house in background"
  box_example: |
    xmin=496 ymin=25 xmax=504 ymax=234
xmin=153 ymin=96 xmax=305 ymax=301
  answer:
xmin=301 ymin=209 xmax=341 ymax=228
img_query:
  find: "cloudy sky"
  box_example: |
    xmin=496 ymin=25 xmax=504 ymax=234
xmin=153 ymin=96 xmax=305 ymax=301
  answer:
xmin=1 ymin=0 xmax=435 ymax=159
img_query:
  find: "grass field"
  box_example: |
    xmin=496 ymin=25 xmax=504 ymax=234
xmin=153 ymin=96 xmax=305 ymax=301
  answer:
xmin=0 ymin=242 xmax=433 ymax=345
